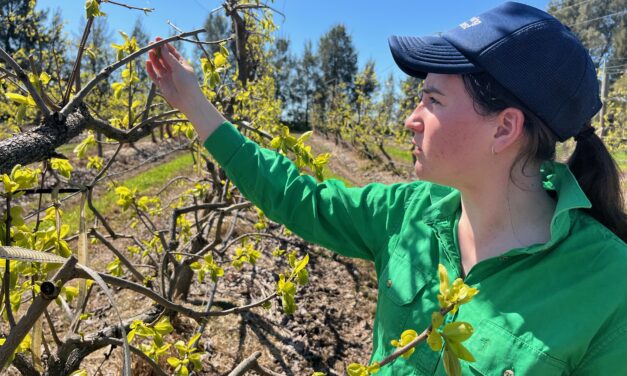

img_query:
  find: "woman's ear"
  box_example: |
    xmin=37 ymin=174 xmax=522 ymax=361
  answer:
xmin=492 ymin=107 xmax=525 ymax=154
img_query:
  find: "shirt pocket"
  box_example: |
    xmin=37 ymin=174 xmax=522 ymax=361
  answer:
xmin=377 ymin=254 xmax=440 ymax=375
xmin=466 ymin=320 xmax=567 ymax=376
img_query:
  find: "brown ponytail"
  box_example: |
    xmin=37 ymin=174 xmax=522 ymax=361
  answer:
xmin=567 ymin=130 xmax=627 ymax=241
xmin=462 ymin=72 xmax=627 ymax=242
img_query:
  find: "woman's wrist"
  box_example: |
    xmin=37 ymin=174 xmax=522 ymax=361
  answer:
xmin=183 ymin=91 xmax=227 ymax=142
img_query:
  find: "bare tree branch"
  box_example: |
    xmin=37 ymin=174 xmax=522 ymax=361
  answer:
xmin=228 ymin=351 xmax=284 ymax=376
xmin=0 ymin=47 xmax=50 ymax=116
xmin=61 ymin=28 xmax=207 ymax=116
xmin=63 ymin=17 xmax=94 ymax=104
xmin=90 ymin=229 xmax=146 ymax=283
xmin=0 ymin=106 xmax=89 ymax=175
xmin=70 ymin=266 xmax=276 ymax=321
xmin=102 ymin=0 xmax=155 ymax=12
xmin=85 ymin=115 xmax=183 ymax=143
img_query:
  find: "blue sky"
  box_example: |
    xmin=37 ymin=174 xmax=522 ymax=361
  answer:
xmin=38 ymin=0 xmax=549 ymax=81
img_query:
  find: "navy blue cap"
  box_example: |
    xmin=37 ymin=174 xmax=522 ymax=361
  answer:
xmin=389 ymin=2 xmax=602 ymax=141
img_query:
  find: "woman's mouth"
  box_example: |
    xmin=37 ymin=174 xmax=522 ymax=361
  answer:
xmin=412 ymin=140 xmax=422 ymax=154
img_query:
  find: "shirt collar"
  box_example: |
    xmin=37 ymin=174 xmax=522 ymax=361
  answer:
xmin=538 ymin=161 xmax=591 ymax=251
xmin=540 ymin=161 xmax=591 ymax=216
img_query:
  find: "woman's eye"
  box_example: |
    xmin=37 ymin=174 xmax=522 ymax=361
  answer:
xmin=417 ymin=91 xmax=439 ymax=105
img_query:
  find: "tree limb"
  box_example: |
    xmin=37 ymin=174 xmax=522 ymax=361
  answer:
xmin=85 ymin=114 xmax=182 ymax=143
xmin=0 ymin=106 xmax=89 ymax=175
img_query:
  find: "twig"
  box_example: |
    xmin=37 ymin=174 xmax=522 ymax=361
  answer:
xmin=377 ymin=304 xmax=454 ymax=368
xmin=29 ymin=55 xmax=61 ymax=111
xmin=87 ymin=188 xmax=117 ymax=238
xmin=44 ymin=309 xmax=63 ymax=348
xmin=0 ymin=47 xmax=50 ymax=116
xmin=237 ymin=121 xmax=273 ymax=140
xmin=63 ymin=17 xmax=94 ymax=105
xmin=177 ymin=36 xmax=235 ymax=46
xmin=228 ymin=351 xmax=283 ymax=376
xmin=90 ymin=143 xmax=123 ymax=185
xmin=139 ymin=82 xmax=156 ymax=125
xmin=156 ymin=176 xmax=195 ymax=196
xmin=102 ymin=0 xmax=154 ymax=13
xmin=90 ymin=229 xmax=146 ymax=283
xmin=234 ymin=2 xmax=286 ymax=20
xmin=94 ymin=345 xmax=115 ymax=376
xmin=228 ymin=352 xmax=262 ymax=376
xmin=167 ymin=20 xmax=212 ymax=61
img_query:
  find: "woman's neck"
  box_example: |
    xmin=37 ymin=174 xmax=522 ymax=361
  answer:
xmin=456 ymin=163 xmax=556 ymax=276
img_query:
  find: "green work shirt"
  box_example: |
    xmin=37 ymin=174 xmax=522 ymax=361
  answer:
xmin=204 ymin=121 xmax=627 ymax=375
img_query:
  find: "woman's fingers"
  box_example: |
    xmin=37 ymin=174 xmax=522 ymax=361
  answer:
xmin=148 ymin=49 xmax=168 ymax=77
xmin=146 ymin=60 xmax=159 ymax=82
xmin=160 ymin=44 xmax=181 ymax=71
xmin=166 ymin=43 xmax=182 ymax=60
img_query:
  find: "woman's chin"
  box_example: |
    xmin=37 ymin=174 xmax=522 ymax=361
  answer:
xmin=412 ymin=163 xmax=428 ymax=180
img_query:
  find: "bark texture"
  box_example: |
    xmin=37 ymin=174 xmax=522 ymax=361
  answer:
xmin=0 ymin=107 xmax=90 ymax=175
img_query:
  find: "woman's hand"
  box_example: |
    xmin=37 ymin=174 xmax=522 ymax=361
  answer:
xmin=145 ymin=38 xmax=226 ymax=141
xmin=146 ymin=38 xmax=201 ymax=115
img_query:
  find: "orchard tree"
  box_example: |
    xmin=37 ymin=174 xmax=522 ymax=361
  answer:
xmin=315 ymin=24 xmax=358 ymax=119
xmin=0 ymin=0 xmax=49 ymax=56
xmin=548 ymin=0 xmax=626 ymax=67
xmin=354 ymin=59 xmax=378 ymax=125
xmin=269 ymin=36 xmax=293 ymax=108
xmin=202 ymin=12 xmax=231 ymax=54
xmin=0 ymin=1 xmax=328 ymax=375
xmin=289 ymin=39 xmax=319 ymax=129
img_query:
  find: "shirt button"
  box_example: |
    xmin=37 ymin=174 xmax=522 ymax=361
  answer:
xmin=386 ymin=279 xmax=392 ymax=288
xmin=503 ymin=370 xmax=514 ymax=376
xmin=499 ymin=256 xmax=508 ymax=261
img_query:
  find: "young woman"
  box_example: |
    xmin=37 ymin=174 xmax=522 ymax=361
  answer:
xmin=146 ymin=2 xmax=627 ymax=374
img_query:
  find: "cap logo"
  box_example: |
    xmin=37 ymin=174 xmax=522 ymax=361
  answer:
xmin=459 ymin=16 xmax=481 ymax=30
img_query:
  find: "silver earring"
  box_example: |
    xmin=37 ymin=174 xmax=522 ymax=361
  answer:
xmin=491 ymin=146 xmax=496 ymax=155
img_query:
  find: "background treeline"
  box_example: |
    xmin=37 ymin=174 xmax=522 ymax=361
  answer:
xmin=1 ymin=0 xmax=625 ymax=158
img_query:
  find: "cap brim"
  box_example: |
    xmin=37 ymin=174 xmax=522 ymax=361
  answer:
xmin=388 ymin=35 xmax=482 ymax=78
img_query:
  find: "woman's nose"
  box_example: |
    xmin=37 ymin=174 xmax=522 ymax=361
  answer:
xmin=405 ymin=105 xmax=424 ymax=133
